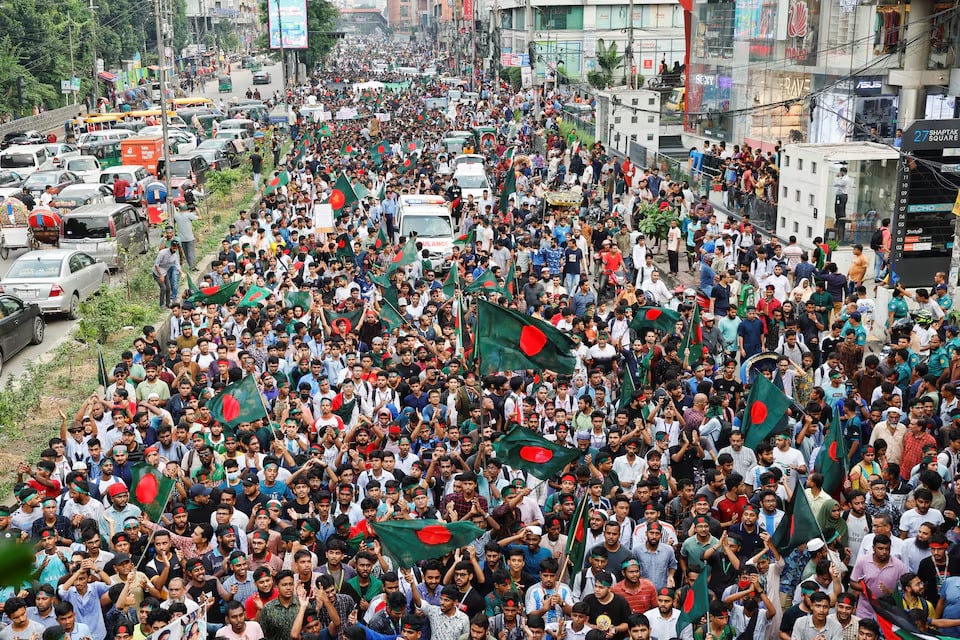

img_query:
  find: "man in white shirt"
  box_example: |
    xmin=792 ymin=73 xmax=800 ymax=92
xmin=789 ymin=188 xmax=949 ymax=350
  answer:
xmin=644 ymin=588 xmax=681 ymax=640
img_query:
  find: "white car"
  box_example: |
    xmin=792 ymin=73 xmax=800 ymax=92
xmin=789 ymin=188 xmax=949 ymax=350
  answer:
xmin=0 ymin=249 xmax=109 ymax=318
xmin=0 ymin=171 xmax=26 ymax=199
xmin=43 ymin=143 xmax=81 ymax=166
xmin=75 ymin=129 xmax=135 ymax=146
xmin=41 ymin=156 xmax=102 ymax=183
xmin=137 ymin=126 xmax=197 ymax=155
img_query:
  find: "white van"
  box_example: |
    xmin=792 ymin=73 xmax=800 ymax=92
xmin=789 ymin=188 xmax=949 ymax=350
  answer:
xmin=397 ymin=195 xmax=454 ymax=271
xmin=76 ymin=129 xmax=135 ymax=146
xmin=453 ymin=165 xmax=492 ymax=201
xmin=0 ymin=144 xmax=51 ymax=175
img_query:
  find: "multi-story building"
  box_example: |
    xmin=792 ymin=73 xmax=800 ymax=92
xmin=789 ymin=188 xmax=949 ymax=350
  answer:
xmin=494 ymin=1 xmax=685 ymax=83
xmin=683 ymin=0 xmax=958 ymax=149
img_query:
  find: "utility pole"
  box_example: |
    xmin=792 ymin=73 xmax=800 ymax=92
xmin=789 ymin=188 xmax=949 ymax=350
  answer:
xmin=68 ymin=21 xmax=77 ymax=105
xmin=90 ymin=0 xmax=99 ymax=107
xmin=156 ymin=0 xmax=175 ymax=232
xmin=525 ymin=0 xmax=537 ymax=118
xmin=626 ymin=0 xmax=635 ymax=88
xmin=275 ymin=0 xmax=286 ymax=93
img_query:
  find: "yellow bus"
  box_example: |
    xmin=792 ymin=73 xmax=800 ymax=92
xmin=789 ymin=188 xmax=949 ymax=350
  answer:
xmin=170 ymin=97 xmax=215 ymax=110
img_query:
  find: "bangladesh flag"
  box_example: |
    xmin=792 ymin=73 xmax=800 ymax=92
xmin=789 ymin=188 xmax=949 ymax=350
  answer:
xmin=464 ymin=267 xmax=500 ymax=295
xmin=502 ymin=261 xmax=517 ymax=302
xmin=676 ymin=568 xmax=710 ymax=634
xmin=379 ymin=294 xmax=405 ymax=332
xmin=340 ymin=142 xmax=358 ymax=156
xmin=475 ymin=299 xmax=576 ymax=375
xmin=679 ymin=304 xmax=704 ymax=367
xmin=318 ymin=123 xmax=333 ymax=137
xmin=284 ymin=291 xmax=312 ymax=310
xmin=864 ymin=580 xmax=938 ymax=640
xmin=453 ymin=229 xmax=475 ymax=247
xmin=492 ymin=425 xmax=580 ymax=480
xmin=129 ymin=463 xmax=176 ymax=522
xmin=206 ymin=374 xmax=268 ymax=428
xmin=368 ymin=271 xmax=393 ymax=291
xmin=814 ymin=412 xmax=849 ymax=495
xmin=386 ymin=238 xmax=419 ymax=274
xmin=629 ymin=306 xmax=682 ymax=335
xmin=619 ymin=369 xmax=636 ymax=410
xmin=564 ymin=494 xmax=590 ymax=582
xmin=264 ymin=170 xmax=289 ymax=195
xmin=741 ymin=374 xmax=792 ymax=449
xmin=329 ymin=173 xmax=359 ymax=211
xmin=370 ymin=139 xmax=390 ymax=158
xmin=397 ymin=155 xmax=417 ymax=174
xmin=770 ymin=482 xmax=820 ymax=557
xmin=498 ymin=164 xmax=516 ymax=213
xmin=404 ymin=139 xmax=423 ymax=155
xmin=238 ymin=285 xmax=273 ymax=308
xmin=335 ymin=233 xmax=355 ymax=261
xmin=326 ymin=307 xmax=363 ymax=334
xmin=371 ymin=222 xmax=390 ymax=252
xmin=330 ymin=394 xmax=357 ymax=426
xmin=370 ymin=519 xmax=483 ymax=566
xmin=635 ymin=347 xmax=654 ymax=389
xmin=442 ymin=267 xmax=460 ymax=299
xmin=188 ymin=278 xmax=242 ymax=305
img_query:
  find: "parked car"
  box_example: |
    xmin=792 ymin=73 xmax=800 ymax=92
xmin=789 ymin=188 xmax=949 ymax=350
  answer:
xmin=59 ymin=203 xmax=150 ymax=270
xmin=3 ymin=131 xmax=46 ymax=148
xmin=252 ymin=71 xmax=271 ymax=85
xmin=0 ymin=250 xmax=109 ymax=318
xmin=98 ymin=166 xmax=154 ymax=205
xmin=43 ymin=143 xmax=81 ymax=166
xmin=56 ymin=156 xmax=102 ymax=183
xmin=192 ymin=147 xmax=231 ymax=171
xmin=0 ymin=294 xmax=44 ymax=373
xmin=138 ymin=126 xmax=198 ymax=155
xmin=157 ymin=154 xmax=211 ymax=189
xmin=215 ymin=129 xmax=253 ymax=153
xmin=50 ymin=184 xmax=115 ymax=214
xmin=196 ymin=139 xmax=241 ymax=168
xmin=0 ymin=171 xmax=26 ymax=199
xmin=22 ymin=170 xmax=82 ymax=197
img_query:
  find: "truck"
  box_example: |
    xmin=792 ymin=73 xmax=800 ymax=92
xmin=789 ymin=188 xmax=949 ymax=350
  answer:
xmin=396 ymin=195 xmax=454 ymax=272
xmin=121 ymin=136 xmax=164 ymax=176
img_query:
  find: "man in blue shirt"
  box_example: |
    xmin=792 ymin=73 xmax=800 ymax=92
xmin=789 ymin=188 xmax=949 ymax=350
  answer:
xmin=737 ymin=307 xmax=764 ymax=359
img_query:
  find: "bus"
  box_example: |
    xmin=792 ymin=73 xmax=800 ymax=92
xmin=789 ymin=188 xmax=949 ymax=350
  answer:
xmin=170 ymin=97 xmax=215 ymax=110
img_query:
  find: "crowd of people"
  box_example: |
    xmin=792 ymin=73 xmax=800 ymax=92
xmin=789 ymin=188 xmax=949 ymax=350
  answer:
xmin=4 ymin=34 xmax=960 ymax=640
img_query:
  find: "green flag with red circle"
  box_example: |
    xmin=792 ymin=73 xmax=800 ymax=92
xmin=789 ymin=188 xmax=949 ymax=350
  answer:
xmin=326 ymin=307 xmax=364 ymax=334
xmin=492 ymin=425 xmax=580 ymax=481
xmin=563 ymin=494 xmax=590 ymax=582
xmin=206 ymin=374 xmax=268 ymax=429
xmin=329 ymin=173 xmax=358 ymax=212
xmin=770 ymin=480 xmax=821 ymax=557
xmin=188 ymin=278 xmax=243 ymax=305
xmin=386 ymin=238 xmax=419 ymax=274
xmin=629 ymin=306 xmax=682 ymax=335
xmin=370 ymin=519 xmax=484 ymax=566
xmin=238 ymin=285 xmax=273 ymax=308
xmin=371 ymin=221 xmax=390 ymax=252
xmin=814 ymin=411 xmax=849 ymax=495
xmin=475 ymin=298 xmax=576 ymax=376
xmin=675 ymin=568 xmax=710 ymax=634
xmin=129 ymin=463 xmax=176 ymax=522
xmin=741 ymin=373 xmax=792 ymax=450
xmin=340 ymin=143 xmax=357 ymax=156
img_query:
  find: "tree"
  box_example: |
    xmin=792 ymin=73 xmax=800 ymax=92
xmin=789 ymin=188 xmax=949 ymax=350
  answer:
xmin=587 ymin=38 xmax=623 ymax=89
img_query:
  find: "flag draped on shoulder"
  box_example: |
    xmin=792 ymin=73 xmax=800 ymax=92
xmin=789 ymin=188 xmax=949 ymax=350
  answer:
xmin=129 ymin=463 xmax=176 ymax=521
xmin=475 ymin=299 xmax=576 ymax=375
xmin=740 ymin=374 xmax=792 ymax=449
xmin=370 ymin=520 xmax=483 ymax=566
xmin=492 ymin=425 xmax=580 ymax=480
xmin=206 ymin=375 xmax=268 ymax=428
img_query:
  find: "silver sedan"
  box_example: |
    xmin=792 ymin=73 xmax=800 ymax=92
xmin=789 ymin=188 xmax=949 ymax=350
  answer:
xmin=0 ymin=249 xmax=109 ymax=318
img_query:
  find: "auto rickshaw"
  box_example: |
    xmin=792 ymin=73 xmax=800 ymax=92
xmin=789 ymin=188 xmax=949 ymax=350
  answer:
xmin=473 ymin=126 xmax=496 ymax=152
xmin=80 ymin=140 xmax=123 ymax=168
xmin=443 ymin=136 xmax=467 ymax=155
xmin=249 ymin=60 xmax=263 ymax=73
xmin=218 ymin=75 xmax=233 ymax=93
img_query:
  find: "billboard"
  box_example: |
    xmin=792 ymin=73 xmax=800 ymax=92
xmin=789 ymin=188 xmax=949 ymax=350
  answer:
xmin=268 ymin=0 xmax=309 ymax=49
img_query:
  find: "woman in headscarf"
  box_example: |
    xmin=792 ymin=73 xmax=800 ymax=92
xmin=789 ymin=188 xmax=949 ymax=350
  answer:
xmin=817 ymin=498 xmax=849 ymax=550
xmin=791 ymin=277 xmax=814 ymax=304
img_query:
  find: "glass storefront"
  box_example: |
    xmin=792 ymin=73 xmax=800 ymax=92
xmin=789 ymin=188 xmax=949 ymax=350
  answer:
xmin=825 ymin=158 xmax=897 ymax=246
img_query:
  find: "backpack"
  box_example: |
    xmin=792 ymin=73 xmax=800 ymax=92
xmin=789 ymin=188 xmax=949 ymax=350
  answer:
xmin=870 ymin=227 xmax=884 ymax=251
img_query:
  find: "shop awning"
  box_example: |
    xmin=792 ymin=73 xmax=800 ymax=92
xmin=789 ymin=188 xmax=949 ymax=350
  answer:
xmin=147 ymin=65 xmax=160 ymax=71
xmin=98 ymin=71 xmax=117 ymax=82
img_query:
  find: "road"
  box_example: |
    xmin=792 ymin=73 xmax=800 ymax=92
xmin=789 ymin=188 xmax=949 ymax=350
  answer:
xmin=0 ymin=60 xmax=283 ymax=385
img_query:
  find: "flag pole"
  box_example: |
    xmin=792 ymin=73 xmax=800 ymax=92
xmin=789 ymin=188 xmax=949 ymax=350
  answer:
xmin=134 ymin=473 xmax=176 ymax=573
xmin=557 ymin=492 xmax=589 ymax=585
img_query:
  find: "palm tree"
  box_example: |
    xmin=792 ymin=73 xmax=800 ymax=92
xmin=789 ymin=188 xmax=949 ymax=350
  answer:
xmin=588 ymin=39 xmax=624 ymax=89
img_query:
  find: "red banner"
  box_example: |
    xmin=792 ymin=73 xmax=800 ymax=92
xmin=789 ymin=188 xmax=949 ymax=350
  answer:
xmin=462 ymin=0 xmax=473 ymax=22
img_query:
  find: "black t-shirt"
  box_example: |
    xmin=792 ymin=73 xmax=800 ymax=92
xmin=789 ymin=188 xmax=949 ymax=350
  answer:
xmin=455 ymin=587 xmax=486 ymax=619
xmin=250 ymin=153 xmax=263 ymax=174
xmin=188 ymin=578 xmax=225 ymax=623
xmin=584 ymin=593 xmax=632 ymax=640
xmin=713 ymin=377 xmax=743 ymax=401
xmin=779 ymin=604 xmax=808 ymax=635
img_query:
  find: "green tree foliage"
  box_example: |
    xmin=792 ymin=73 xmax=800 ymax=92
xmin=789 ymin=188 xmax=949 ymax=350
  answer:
xmin=587 ymin=39 xmax=624 ymax=89
xmin=0 ymin=0 xmax=186 ymax=116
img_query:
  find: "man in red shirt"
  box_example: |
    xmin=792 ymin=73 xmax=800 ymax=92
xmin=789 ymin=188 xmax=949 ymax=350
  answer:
xmin=611 ymin=558 xmax=657 ymax=612
xmin=713 ymin=473 xmax=748 ymax=527
xmin=113 ymin=176 xmax=131 ymax=202
xmin=755 ymin=285 xmax=782 ymax=333
xmin=17 ymin=459 xmax=62 ymax=499
xmin=900 ymin=418 xmax=938 ymax=480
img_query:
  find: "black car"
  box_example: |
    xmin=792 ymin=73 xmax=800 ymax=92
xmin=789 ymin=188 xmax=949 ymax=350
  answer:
xmin=0 ymin=294 xmax=44 ymax=373
xmin=252 ymin=71 xmax=271 ymax=85
xmin=2 ymin=130 xmax=46 ymax=149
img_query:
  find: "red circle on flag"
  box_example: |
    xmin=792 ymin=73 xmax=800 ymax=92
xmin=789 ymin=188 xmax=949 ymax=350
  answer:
xmin=221 ymin=394 xmax=241 ymax=423
xmin=330 ymin=189 xmax=346 ymax=210
xmin=135 ymin=474 xmax=160 ymax=505
xmin=519 ymin=325 xmax=547 ymax=357
xmin=338 ymin=238 xmax=347 ymax=249
xmin=337 ymin=319 xmax=354 ymax=333
xmin=645 ymin=309 xmax=662 ymax=321
xmin=681 ymin=588 xmax=696 ymax=613
xmin=828 ymin=441 xmax=839 ymax=462
xmin=416 ymin=525 xmax=452 ymax=545
xmin=201 ymin=285 xmax=219 ymax=296
xmin=749 ymin=401 xmax=768 ymax=424
xmin=377 ymin=145 xmax=386 ymax=154
xmin=519 ymin=446 xmax=555 ymax=464
xmin=249 ymin=291 xmax=264 ymax=302
xmin=407 ymin=143 xmax=416 ymax=151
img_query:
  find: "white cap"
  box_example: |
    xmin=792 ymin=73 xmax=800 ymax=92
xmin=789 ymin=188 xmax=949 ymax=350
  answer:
xmin=806 ymin=538 xmax=825 ymax=552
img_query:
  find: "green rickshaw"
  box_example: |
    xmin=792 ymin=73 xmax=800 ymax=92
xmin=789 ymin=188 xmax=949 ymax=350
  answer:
xmin=218 ymin=75 xmax=233 ymax=93
xmin=249 ymin=60 xmax=263 ymax=73
xmin=80 ymin=140 xmax=122 ymax=168
xmin=443 ymin=136 xmax=468 ymax=155
xmin=473 ymin=126 xmax=496 ymax=153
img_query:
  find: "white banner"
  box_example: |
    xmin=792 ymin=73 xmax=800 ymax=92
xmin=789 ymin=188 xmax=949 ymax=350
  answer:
xmin=146 ymin=602 xmax=206 ymax=640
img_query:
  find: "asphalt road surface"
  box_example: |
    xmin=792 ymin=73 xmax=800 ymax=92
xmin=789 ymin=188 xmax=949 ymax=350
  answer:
xmin=0 ymin=60 xmax=282 ymax=385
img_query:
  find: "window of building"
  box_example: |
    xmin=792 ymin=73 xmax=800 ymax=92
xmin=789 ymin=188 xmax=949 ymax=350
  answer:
xmin=632 ymin=116 xmax=638 ymax=123
xmin=782 ymin=186 xmax=788 ymax=199
xmin=781 ymin=216 xmax=786 ymax=229
xmin=811 ymin=161 xmax=817 ymax=174
xmin=615 ymin=116 xmax=621 ymax=124
xmin=647 ymin=133 xmax=654 ymax=140
xmin=648 ymin=115 xmax=655 ymax=123
xmin=501 ymin=11 xmax=513 ymax=29
xmin=535 ymin=6 xmax=583 ymax=30
xmin=798 ymin=158 xmax=803 ymax=171
xmin=807 ymin=226 xmax=813 ymax=238
xmin=795 ymin=189 xmax=800 ymax=202
xmin=595 ymin=5 xmax=628 ymax=29
xmin=808 ymin=194 xmax=814 ymax=206
xmin=784 ymin=156 xmax=789 ymax=167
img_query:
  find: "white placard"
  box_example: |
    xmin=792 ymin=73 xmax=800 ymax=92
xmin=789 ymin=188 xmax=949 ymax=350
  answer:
xmin=314 ymin=203 xmax=335 ymax=233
